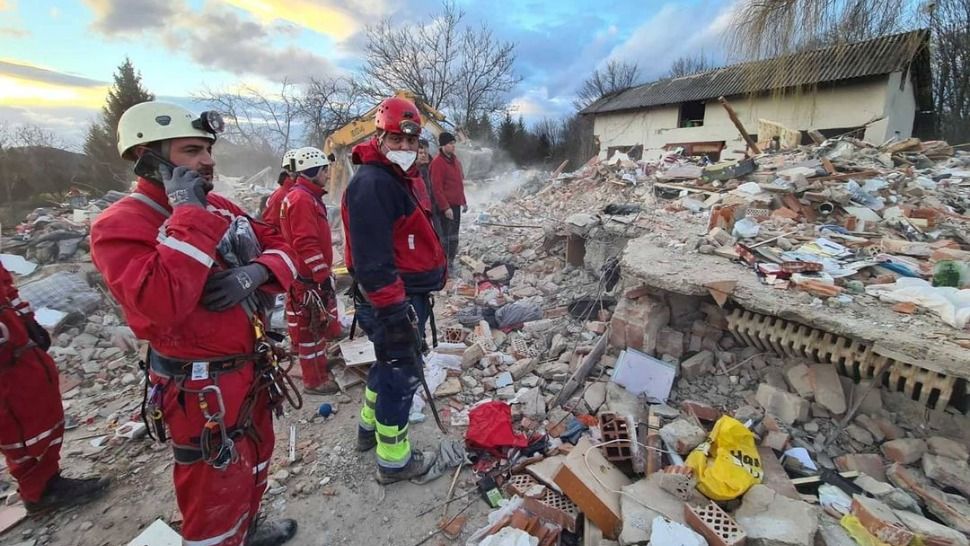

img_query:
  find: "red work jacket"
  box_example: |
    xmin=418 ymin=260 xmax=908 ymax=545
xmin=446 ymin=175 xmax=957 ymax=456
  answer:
xmin=262 ymin=175 xmax=296 ymax=229
xmin=429 ymin=152 xmax=466 ymax=212
xmin=0 ymin=263 xmax=33 ymax=362
xmin=91 ymin=179 xmax=298 ymax=360
xmin=279 ymin=177 xmax=333 ymax=283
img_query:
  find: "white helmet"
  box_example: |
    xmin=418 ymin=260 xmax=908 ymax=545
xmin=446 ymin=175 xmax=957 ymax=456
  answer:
xmin=116 ymin=101 xmax=223 ymax=160
xmin=281 ymin=149 xmax=299 ymax=171
xmin=292 ymin=147 xmax=329 ymax=172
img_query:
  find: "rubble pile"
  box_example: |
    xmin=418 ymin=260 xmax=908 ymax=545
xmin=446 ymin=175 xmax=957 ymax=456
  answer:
xmin=399 ymin=135 xmax=970 ymax=543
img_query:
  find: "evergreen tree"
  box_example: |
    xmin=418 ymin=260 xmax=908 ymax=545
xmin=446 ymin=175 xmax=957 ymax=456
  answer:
xmin=84 ymin=57 xmax=154 ymax=191
xmin=497 ymin=112 xmax=516 ymax=153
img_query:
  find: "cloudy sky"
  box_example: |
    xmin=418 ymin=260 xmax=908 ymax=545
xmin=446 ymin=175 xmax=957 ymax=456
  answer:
xmin=0 ymin=0 xmax=739 ymax=149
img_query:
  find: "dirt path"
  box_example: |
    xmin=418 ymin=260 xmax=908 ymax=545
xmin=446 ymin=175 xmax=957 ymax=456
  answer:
xmin=3 ymin=386 xmax=492 ymax=546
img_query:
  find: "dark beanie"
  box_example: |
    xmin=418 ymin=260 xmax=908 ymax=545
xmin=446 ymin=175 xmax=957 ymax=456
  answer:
xmin=438 ymin=132 xmax=456 ymax=147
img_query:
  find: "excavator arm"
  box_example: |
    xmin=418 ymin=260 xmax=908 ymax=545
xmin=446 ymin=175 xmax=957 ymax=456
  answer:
xmin=324 ymin=90 xmax=458 ymax=197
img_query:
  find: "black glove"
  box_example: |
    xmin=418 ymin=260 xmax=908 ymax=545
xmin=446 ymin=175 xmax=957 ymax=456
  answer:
xmin=161 ymin=164 xmax=208 ymax=208
xmin=25 ymin=318 xmax=51 ymax=351
xmin=375 ymin=303 xmax=420 ymax=363
xmin=202 ymin=264 xmax=270 ymax=312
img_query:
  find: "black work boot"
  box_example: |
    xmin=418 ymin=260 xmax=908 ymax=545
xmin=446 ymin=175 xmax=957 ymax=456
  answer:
xmin=25 ymin=474 xmax=110 ymax=515
xmin=376 ymin=450 xmax=437 ymax=485
xmin=356 ymin=429 xmax=377 ymax=452
xmin=247 ymin=518 xmax=298 ymax=546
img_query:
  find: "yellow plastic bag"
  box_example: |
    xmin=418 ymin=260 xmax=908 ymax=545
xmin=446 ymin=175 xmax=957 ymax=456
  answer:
xmin=685 ymin=415 xmax=763 ymax=501
xmin=840 ymin=514 xmax=890 ymax=546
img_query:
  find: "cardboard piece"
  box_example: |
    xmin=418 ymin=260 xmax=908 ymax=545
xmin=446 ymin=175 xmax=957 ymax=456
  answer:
xmin=611 ymin=348 xmax=676 ymax=403
xmin=338 ymin=338 xmax=376 ymax=367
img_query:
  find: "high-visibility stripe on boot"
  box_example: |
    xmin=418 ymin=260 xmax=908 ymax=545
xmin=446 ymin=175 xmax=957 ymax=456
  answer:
xmin=375 ymin=421 xmax=411 ymax=469
xmin=359 ymin=387 xmax=377 ymax=431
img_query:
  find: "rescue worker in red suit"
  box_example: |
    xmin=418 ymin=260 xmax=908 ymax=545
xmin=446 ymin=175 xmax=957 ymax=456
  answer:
xmin=261 ymin=149 xmax=299 ymax=229
xmin=90 ymin=102 xmax=301 ymax=546
xmin=343 ymin=96 xmax=447 ymax=483
xmin=0 ymin=264 xmax=109 ymax=513
xmin=278 ymin=147 xmax=340 ymax=395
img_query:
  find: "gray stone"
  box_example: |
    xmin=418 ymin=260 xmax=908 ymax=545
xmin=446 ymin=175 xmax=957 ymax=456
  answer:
xmin=521 ymin=387 xmax=546 ymax=419
xmin=927 ymin=436 xmax=969 ymax=461
xmin=893 ymin=509 xmax=969 ymax=546
xmin=785 ymin=364 xmax=814 ymax=399
xmin=659 ymin=418 xmax=706 ymax=455
xmin=496 ymin=386 xmax=516 ymax=400
xmin=509 ymin=357 xmax=539 ymax=380
xmin=923 ymin=453 xmax=970 ymax=498
xmin=549 ymin=334 xmax=568 ymax=358
xmin=460 ymin=375 xmax=479 ymax=389
xmin=680 ymin=350 xmax=715 ymax=380
xmin=584 ymin=381 xmax=607 ymax=411
xmin=650 ymin=403 xmax=682 ymax=420
xmin=845 ymin=424 xmax=874 ymax=446
xmin=817 ymin=515 xmax=858 ymax=546
xmin=811 ymin=364 xmax=846 ymax=415
xmin=735 ymin=485 xmax=818 ymax=546
xmin=756 ymin=383 xmax=810 ymax=425
xmin=520 ymin=374 xmax=540 ymax=389
xmin=72 ymin=333 xmax=99 ymax=348
xmin=81 ymin=361 xmax=100 ymax=375
xmin=537 ymin=361 xmax=569 ymax=379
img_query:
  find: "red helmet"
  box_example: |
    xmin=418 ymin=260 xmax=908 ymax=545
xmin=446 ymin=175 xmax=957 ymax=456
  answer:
xmin=375 ymin=97 xmax=423 ymax=136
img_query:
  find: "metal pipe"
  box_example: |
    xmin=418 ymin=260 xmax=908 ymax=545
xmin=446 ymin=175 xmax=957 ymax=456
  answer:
xmin=816 ymin=201 xmax=835 ymax=216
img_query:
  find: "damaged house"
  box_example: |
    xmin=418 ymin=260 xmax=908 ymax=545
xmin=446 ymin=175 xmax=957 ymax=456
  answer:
xmin=581 ymin=30 xmax=933 ymax=161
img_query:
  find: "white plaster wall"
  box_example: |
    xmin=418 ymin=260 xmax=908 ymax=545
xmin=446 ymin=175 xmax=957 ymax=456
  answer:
xmin=592 ymin=75 xmax=916 ymax=159
xmin=871 ymin=71 xmax=917 ymax=143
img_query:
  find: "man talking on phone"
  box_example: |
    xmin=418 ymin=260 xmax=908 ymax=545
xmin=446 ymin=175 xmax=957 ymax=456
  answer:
xmin=90 ymin=102 xmax=301 ymax=546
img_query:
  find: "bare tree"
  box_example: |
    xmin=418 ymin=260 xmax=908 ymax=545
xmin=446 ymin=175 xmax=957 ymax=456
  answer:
xmin=298 ymin=77 xmax=371 ymax=148
xmin=0 ymin=122 xmax=64 ymax=149
xmin=666 ymin=53 xmax=717 ymax=78
xmin=929 ymin=0 xmax=970 ymax=143
xmin=574 ymin=60 xmax=642 ymax=110
xmin=195 ymin=80 xmax=300 ymax=156
xmin=729 ymin=0 xmax=911 ymax=60
xmin=362 ymin=0 xmax=519 ymax=126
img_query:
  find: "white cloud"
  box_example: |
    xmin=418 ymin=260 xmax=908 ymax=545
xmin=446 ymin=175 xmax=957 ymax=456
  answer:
xmin=604 ymin=0 xmax=740 ymax=81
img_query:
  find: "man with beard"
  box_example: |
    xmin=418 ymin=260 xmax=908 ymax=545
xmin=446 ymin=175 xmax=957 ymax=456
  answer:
xmin=91 ymin=102 xmax=301 ymax=546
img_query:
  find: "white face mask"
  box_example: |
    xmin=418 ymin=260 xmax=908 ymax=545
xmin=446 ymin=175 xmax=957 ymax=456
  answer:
xmin=386 ymin=150 xmax=417 ymax=171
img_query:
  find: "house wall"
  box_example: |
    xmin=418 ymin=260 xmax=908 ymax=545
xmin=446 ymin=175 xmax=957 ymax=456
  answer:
xmin=592 ymin=73 xmax=917 ymax=160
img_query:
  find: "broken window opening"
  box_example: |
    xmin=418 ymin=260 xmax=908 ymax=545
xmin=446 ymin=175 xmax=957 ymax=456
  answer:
xmin=678 ymin=101 xmax=706 ymax=128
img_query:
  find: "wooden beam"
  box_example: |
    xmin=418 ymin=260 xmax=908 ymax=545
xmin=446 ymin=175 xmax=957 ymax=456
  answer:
xmin=718 ymin=96 xmax=762 ymax=155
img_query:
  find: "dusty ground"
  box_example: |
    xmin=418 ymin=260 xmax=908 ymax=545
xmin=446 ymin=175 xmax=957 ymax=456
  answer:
xmin=2 ymin=385 xmax=493 ymax=546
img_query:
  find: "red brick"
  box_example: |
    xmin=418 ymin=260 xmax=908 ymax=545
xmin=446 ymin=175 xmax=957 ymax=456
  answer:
xmin=835 ymin=453 xmax=887 ymax=482
xmin=624 ymin=285 xmax=651 ymax=299
xmin=681 ymin=400 xmax=720 ymax=422
xmin=656 ymin=327 xmax=686 ymax=358
xmin=881 ymin=438 xmax=926 ymax=465
xmin=851 ymin=495 xmax=915 ymax=546
xmin=685 ymin=501 xmax=747 ymax=546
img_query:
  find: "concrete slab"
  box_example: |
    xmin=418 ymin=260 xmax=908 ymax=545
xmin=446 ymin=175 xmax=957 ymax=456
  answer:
xmin=621 ymin=237 xmax=969 ymax=379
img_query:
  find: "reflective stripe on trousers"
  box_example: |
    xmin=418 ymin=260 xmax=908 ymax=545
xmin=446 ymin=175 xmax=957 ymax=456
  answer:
xmin=359 ymin=387 xmax=377 ymax=431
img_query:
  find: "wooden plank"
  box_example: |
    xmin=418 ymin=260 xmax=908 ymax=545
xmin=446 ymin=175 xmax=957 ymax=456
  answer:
xmin=790 ymin=471 xmax=860 ymax=486
xmin=553 ymin=331 xmax=608 ymax=406
xmin=652 ymin=182 xmax=721 ymax=196
xmin=718 ymin=96 xmax=762 ymax=155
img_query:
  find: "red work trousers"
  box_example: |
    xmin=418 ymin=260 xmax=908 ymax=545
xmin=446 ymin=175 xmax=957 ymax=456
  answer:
xmin=152 ymin=363 xmax=274 ymax=546
xmin=286 ymin=284 xmax=339 ymax=389
xmin=0 ymin=346 xmax=64 ymax=503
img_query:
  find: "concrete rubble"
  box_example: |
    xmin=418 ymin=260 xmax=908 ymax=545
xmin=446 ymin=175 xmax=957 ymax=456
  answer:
xmin=2 ymin=133 xmax=970 ymax=545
